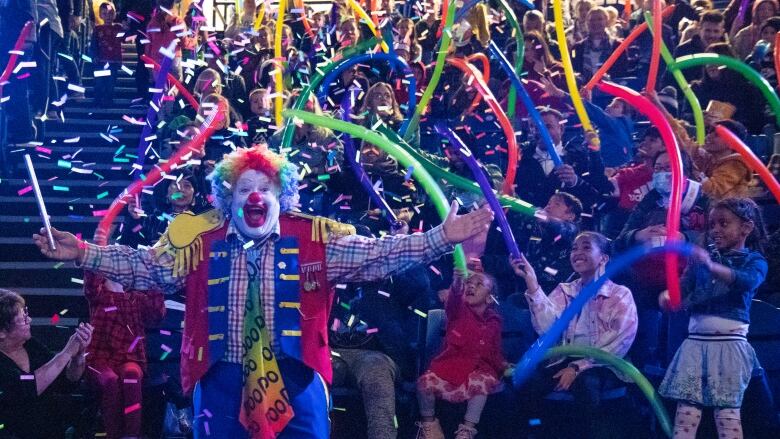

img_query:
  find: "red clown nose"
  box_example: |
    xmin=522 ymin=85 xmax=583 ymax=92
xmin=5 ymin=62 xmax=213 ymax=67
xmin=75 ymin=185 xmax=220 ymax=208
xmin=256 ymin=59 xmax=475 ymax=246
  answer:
xmin=248 ymin=192 xmax=261 ymax=204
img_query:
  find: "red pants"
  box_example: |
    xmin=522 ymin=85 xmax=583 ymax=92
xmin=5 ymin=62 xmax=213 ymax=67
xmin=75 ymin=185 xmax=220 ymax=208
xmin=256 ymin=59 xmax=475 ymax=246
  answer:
xmin=88 ymin=362 xmax=144 ymax=439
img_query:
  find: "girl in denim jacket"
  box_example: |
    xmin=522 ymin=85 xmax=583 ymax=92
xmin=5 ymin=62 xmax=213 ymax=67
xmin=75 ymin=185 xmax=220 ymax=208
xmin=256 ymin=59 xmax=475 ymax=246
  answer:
xmin=659 ymin=198 xmax=768 ymax=439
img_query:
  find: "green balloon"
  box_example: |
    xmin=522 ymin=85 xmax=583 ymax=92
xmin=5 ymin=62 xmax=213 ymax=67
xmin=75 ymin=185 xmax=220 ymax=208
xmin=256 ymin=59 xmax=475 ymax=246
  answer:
xmin=404 ymin=0 xmax=457 ymax=140
xmin=283 ymin=109 xmax=468 ymax=271
xmin=279 ymin=37 xmax=382 ymax=151
xmin=671 ymin=52 xmax=780 ymax=127
xmin=497 ymin=0 xmax=524 ymax=120
xmin=542 ymin=345 xmax=673 ymax=438
xmin=645 ymin=12 xmax=705 ymax=145
xmin=375 ymin=124 xmax=538 ymax=216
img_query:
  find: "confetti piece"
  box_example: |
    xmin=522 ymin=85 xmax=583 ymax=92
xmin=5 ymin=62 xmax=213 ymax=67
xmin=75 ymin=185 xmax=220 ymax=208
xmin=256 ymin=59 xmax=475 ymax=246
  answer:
xmin=127 ymin=336 xmax=141 ymax=353
xmin=124 ymin=403 xmax=141 ymax=414
xmin=71 ymin=277 xmax=84 ymax=285
xmin=104 ymin=306 xmax=118 ymax=312
xmin=51 ymin=314 xmax=59 ymax=324
xmin=67 ymin=84 xmax=86 ymax=93
xmin=17 ymin=186 xmax=32 ymax=196
xmin=412 ymin=309 xmax=427 ymax=318
xmin=20 ymin=375 xmax=35 ymax=380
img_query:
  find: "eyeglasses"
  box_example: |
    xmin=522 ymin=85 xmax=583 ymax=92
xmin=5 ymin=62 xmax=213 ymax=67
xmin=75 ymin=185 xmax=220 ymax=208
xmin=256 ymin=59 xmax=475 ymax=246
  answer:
xmin=15 ymin=306 xmax=30 ymax=325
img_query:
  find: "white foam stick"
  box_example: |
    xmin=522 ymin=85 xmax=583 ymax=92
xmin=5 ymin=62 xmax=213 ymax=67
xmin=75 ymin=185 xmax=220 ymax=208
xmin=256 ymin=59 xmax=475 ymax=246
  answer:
xmin=24 ymin=154 xmax=56 ymax=250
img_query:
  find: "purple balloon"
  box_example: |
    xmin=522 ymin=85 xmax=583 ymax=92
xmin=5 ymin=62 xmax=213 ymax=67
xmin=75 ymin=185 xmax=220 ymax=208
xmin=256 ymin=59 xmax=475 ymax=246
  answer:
xmin=339 ymin=87 xmax=400 ymax=227
xmin=435 ymin=123 xmax=522 ymax=260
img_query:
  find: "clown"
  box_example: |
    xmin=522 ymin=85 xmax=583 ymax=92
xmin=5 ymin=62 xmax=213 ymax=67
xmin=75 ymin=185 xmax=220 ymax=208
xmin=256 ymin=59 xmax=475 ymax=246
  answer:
xmin=33 ymin=144 xmax=494 ymax=439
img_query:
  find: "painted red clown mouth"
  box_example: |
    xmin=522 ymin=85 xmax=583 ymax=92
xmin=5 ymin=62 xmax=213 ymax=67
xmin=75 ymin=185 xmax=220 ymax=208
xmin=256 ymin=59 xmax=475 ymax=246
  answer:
xmin=243 ymin=202 xmax=267 ymax=228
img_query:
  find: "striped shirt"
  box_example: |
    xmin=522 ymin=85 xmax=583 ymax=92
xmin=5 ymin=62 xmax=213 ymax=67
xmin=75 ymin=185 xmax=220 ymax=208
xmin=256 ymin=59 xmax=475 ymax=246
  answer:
xmin=79 ymin=219 xmax=453 ymax=364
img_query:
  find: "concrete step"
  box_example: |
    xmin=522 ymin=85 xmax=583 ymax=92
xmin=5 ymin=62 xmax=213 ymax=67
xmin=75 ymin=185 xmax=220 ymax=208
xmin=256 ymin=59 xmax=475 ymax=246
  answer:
xmin=0 ymin=195 xmax=115 ymax=217
xmin=0 ymin=215 xmax=125 ymax=238
xmin=64 ymin=105 xmax=148 ymax=116
xmin=42 ymin=130 xmax=139 ymax=141
xmin=44 ymin=118 xmax=145 ymax=133
xmin=11 ymin=160 xmax=154 ymax=181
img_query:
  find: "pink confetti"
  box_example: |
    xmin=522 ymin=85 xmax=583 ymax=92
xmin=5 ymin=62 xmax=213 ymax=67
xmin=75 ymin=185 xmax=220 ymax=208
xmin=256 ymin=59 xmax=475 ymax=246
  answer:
xmin=35 ymin=146 xmax=52 ymax=154
xmin=104 ymin=306 xmax=117 ymax=312
xmin=127 ymin=336 xmax=142 ymax=353
xmin=92 ymin=209 xmax=109 ymax=217
xmin=17 ymin=186 xmax=32 ymax=196
xmin=124 ymin=403 xmax=141 ymax=414
xmin=20 ymin=374 xmax=35 ymax=380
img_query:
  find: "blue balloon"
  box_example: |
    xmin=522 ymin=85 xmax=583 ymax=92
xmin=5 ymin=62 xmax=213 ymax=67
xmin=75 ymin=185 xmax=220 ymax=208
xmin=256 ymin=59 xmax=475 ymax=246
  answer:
xmin=316 ymin=52 xmax=416 ymax=135
xmin=487 ymin=41 xmax=563 ymax=167
xmin=512 ymin=241 xmax=695 ymax=388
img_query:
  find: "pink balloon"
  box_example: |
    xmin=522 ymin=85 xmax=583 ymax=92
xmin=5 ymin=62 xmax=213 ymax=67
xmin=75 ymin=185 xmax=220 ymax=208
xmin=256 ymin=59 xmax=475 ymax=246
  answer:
xmin=596 ymin=81 xmax=685 ymax=310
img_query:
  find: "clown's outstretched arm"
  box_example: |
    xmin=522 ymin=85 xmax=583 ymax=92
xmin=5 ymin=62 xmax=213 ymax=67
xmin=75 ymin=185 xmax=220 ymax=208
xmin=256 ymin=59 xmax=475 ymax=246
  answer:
xmin=33 ymin=227 xmax=184 ymax=295
xmin=327 ymin=202 xmax=494 ymax=283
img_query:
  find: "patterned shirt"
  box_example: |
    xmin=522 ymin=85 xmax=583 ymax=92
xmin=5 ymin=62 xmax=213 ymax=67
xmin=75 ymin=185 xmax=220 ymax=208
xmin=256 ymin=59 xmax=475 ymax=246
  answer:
xmin=83 ymin=271 xmax=166 ymax=368
xmin=525 ymin=279 xmax=638 ymax=373
xmin=78 ymin=219 xmax=453 ymax=364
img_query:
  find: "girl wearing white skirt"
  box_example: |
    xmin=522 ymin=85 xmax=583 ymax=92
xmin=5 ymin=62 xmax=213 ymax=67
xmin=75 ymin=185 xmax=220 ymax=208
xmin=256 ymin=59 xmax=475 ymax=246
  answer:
xmin=659 ymin=198 xmax=768 ymax=438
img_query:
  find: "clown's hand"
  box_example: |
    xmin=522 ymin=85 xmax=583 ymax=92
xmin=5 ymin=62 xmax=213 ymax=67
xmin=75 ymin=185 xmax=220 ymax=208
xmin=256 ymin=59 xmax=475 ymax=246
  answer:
xmin=442 ymin=201 xmax=494 ymax=245
xmin=33 ymin=227 xmax=85 ymax=262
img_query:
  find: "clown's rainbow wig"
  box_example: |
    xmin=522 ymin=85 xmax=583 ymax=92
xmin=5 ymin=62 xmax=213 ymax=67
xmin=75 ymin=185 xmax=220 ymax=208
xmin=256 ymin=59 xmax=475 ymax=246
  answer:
xmin=208 ymin=145 xmax=299 ymax=216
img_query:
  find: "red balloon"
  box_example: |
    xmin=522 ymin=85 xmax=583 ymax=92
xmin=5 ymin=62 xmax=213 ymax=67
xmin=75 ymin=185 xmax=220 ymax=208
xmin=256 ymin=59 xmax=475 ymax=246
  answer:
xmin=596 ymin=81 xmax=685 ymax=310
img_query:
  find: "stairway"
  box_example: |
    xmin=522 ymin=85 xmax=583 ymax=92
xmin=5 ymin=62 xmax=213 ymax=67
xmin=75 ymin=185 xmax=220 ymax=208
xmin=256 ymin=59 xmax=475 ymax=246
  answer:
xmin=0 ymin=42 xmax=176 ymax=345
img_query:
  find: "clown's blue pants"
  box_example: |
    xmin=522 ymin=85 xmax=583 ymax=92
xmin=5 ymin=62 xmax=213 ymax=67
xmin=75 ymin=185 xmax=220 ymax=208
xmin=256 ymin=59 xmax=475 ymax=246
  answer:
xmin=193 ymin=359 xmax=330 ymax=438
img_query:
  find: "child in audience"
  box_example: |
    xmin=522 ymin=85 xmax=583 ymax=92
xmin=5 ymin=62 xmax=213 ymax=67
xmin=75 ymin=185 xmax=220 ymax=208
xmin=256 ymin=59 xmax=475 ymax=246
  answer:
xmin=91 ymin=1 xmax=124 ymax=105
xmin=511 ymin=231 xmax=638 ymax=438
xmin=84 ymin=228 xmax=167 ymax=439
xmin=246 ymin=88 xmax=272 ymax=145
xmin=416 ymin=271 xmax=506 ymax=439
xmin=659 ymin=197 xmax=768 ymax=439
xmin=146 ymin=0 xmax=187 ymax=79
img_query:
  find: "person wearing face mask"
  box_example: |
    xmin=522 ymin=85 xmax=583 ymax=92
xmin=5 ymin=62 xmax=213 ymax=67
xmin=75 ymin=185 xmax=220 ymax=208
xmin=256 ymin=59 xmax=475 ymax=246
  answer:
xmin=32 ymin=144 xmax=495 ymax=439
xmin=510 ymin=232 xmax=638 ymax=439
xmin=614 ymin=150 xmax=708 ymax=369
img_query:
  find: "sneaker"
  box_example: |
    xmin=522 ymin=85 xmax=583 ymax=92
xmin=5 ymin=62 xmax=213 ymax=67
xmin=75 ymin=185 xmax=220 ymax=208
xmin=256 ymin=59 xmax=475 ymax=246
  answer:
xmin=415 ymin=418 xmax=445 ymax=439
xmin=454 ymin=423 xmax=478 ymax=439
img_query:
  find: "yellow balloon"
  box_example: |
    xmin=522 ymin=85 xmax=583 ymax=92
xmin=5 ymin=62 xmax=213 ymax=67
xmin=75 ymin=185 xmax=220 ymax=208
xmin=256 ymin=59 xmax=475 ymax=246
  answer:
xmin=553 ymin=0 xmax=600 ymax=148
xmin=346 ymin=0 xmax=390 ymax=53
xmin=274 ymin=0 xmax=287 ymax=126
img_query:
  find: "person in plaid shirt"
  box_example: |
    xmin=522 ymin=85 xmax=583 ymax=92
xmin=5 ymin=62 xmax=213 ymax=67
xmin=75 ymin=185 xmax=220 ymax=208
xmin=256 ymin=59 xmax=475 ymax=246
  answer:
xmin=34 ymin=145 xmax=494 ymax=439
xmin=83 ymin=270 xmax=165 ymax=439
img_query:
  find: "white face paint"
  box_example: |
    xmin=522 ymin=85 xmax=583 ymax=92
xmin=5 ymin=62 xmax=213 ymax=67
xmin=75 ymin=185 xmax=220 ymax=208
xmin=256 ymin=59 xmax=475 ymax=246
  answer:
xmin=230 ymin=170 xmax=281 ymax=240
